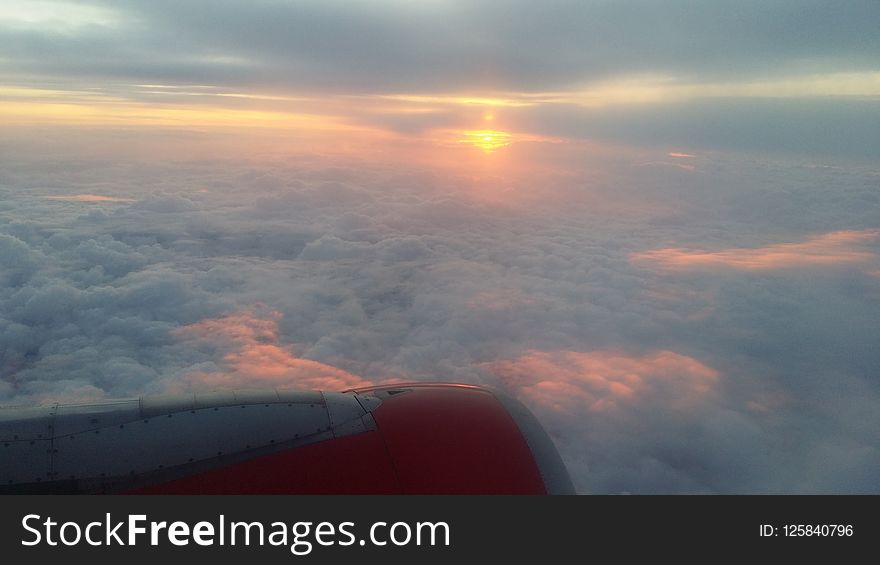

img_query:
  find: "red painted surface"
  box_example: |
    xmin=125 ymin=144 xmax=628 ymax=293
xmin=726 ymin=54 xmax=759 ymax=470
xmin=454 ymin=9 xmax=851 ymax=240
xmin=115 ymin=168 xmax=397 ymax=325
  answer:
xmin=369 ymin=386 xmax=547 ymax=494
xmin=129 ymin=384 xmax=545 ymax=494
xmin=129 ymin=430 xmax=399 ymax=494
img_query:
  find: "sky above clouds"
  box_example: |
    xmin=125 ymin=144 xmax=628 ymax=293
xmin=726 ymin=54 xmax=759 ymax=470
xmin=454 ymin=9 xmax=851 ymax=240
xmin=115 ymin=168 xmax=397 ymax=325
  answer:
xmin=1 ymin=1 xmax=879 ymax=493
xmin=3 ymin=0 xmax=880 ymax=157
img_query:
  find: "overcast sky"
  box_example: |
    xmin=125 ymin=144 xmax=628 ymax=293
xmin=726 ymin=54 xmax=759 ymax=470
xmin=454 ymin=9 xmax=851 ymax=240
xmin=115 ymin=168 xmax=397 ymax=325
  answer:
xmin=1 ymin=1 xmax=879 ymax=493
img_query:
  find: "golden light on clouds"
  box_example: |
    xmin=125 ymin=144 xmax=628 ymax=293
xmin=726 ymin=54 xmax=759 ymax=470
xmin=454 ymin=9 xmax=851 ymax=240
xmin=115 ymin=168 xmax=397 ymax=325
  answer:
xmin=484 ymin=349 xmax=719 ymax=414
xmin=377 ymin=93 xmax=543 ymax=108
xmin=0 ymin=98 xmax=348 ymax=130
xmin=171 ymin=309 xmax=371 ymax=392
xmin=366 ymin=71 xmax=880 ymax=112
xmin=43 ymin=194 xmax=135 ymax=203
xmin=458 ymin=129 xmax=513 ymax=151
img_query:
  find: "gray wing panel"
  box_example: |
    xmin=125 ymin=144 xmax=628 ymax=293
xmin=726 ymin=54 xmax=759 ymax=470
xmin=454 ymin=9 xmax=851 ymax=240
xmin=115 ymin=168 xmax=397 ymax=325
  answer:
xmin=2 ymin=389 xmax=381 ymax=486
xmin=53 ymin=402 xmax=332 ymax=480
xmin=54 ymin=400 xmax=141 ymax=437
xmin=2 ymin=440 xmax=52 ymax=485
xmin=0 ymin=405 xmax=55 ymax=441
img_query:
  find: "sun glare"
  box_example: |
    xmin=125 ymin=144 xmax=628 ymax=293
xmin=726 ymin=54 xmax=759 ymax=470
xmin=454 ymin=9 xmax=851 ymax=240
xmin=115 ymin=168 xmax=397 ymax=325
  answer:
xmin=459 ymin=130 xmax=513 ymax=151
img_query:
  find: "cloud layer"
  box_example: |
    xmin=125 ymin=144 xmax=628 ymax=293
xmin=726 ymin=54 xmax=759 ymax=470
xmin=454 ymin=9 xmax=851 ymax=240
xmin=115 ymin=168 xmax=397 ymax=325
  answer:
xmin=2 ymin=1 xmax=880 ymax=159
xmin=4 ymin=1 xmax=879 ymax=91
xmin=1 ymin=147 xmax=878 ymax=493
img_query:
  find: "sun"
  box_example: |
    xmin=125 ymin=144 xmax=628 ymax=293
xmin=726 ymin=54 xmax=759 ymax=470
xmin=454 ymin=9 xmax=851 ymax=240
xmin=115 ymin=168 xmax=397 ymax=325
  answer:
xmin=459 ymin=130 xmax=512 ymax=152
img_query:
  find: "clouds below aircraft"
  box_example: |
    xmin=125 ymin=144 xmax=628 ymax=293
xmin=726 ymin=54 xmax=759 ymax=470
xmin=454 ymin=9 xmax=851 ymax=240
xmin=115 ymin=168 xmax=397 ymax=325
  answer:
xmin=1 ymin=148 xmax=878 ymax=493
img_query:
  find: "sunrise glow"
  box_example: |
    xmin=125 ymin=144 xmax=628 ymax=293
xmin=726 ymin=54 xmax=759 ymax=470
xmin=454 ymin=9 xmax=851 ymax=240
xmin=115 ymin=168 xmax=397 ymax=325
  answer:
xmin=3 ymin=0 xmax=879 ymax=496
xmin=458 ymin=130 xmax=513 ymax=151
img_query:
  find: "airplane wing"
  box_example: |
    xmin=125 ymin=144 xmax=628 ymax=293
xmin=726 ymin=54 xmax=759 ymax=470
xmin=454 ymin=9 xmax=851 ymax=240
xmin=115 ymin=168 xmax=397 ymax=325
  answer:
xmin=0 ymin=383 xmax=574 ymax=494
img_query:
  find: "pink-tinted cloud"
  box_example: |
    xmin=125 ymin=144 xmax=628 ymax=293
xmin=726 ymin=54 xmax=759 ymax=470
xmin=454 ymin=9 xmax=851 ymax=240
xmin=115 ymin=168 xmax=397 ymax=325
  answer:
xmin=668 ymin=152 xmax=696 ymax=158
xmin=171 ymin=309 xmax=371 ymax=392
xmin=484 ymin=349 xmax=719 ymax=414
xmin=43 ymin=194 xmax=135 ymax=202
xmin=630 ymin=229 xmax=879 ymax=272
